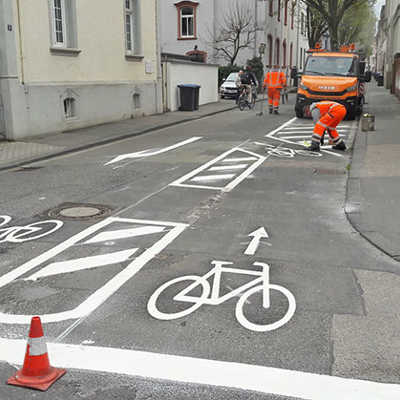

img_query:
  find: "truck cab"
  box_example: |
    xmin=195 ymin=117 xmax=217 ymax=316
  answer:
xmin=294 ymin=47 xmax=371 ymax=120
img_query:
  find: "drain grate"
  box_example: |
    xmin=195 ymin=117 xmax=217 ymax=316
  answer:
xmin=47 ymin=203 xmax=113 ymax=221
xmin=313 ymin=168 xmax=345 ymax=175
xmin=15 ymin=166 xmax=43 ymax=172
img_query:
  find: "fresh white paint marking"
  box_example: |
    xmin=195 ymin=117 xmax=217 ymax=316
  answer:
xmin=85 ymin=226 xmax=166 ymax=244
xmin=104 ymin=137 xmax=202 ymax=165
xmin=265 ymin=117 xmax=297 ymax=137
xmin=280 ymin=135 xmax=344 ymax=139
xmin=0 ymin=217 xmax=187 ymax=324
xmin=222 ymin=157 xmax=258 ymax=162
xmin=170 ymin=147 xmax=266 ymax=192
xmin=208 ymin=164 xmax=248 ymax=171
xmin=190 ymin=174 xmax=236 ymax=182
xmin=1 ymin=339 xmax=399 ymax=400
xmin=244 ymin=227 xmax=269 ymax=255
xmin=25 ymin=249 xmax=139 ymax=281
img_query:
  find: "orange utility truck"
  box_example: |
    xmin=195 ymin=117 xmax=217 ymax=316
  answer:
xmin=294 ymin=44 xmax=371 ymax=119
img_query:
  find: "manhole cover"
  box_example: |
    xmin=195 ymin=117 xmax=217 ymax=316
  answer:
xmin=47 ymin=203 xmax=112 ymax=220
xmin=59 ymin=207 xmax=102 ymax=218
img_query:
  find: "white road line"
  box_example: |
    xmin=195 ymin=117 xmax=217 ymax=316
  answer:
xmin=208 ymin=164 xmax=248 ymax=171
xmin=280 ymin=135 xmax=344 ymax=139
xmin=191 ymin=174 xmax=236 ymax=182
xmin=25 ymin=249 xmax=139 ymax=281
xmin=222 ymin=157 xmax=258 ymax=162
xmin=85 ymin=226 xmax=166 ymax=244
xmin=1 ymin=339 xmax=399 ymax=400
xmin=105 ymin=137 xmax=203 ymax=165
xmin=266 ymin=117 xmax=297 ymax=137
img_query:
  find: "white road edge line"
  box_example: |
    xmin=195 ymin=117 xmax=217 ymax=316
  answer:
xmin=1 ymin=339 xmax=399 ymax=400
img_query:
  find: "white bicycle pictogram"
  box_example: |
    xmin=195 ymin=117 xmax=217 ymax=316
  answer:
xmin=147 ymin=261 xmax=296 ymax=332
xmin=0 ymin=215 xmax=63 ymax=244
xmin=263 ymin=143 xmax=322 ymax=158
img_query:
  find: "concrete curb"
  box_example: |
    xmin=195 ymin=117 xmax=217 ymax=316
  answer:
xmin=344 ymin=119 xmax=400 ymax=263
xmin=0 ymin=104 xmax=238 ymax=172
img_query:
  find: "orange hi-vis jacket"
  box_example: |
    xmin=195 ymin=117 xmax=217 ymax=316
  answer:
xmin=310 ymin=101 xmax=343 ymax=116
xmin=263 ymin=70 xmax=286 ymax=89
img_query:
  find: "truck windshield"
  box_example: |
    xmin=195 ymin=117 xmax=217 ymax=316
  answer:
xmin=304 ymin=56 xmax=357 ymax=77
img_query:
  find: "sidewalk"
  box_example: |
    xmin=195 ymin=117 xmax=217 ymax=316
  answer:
xmin=0 ymin=100 xmax=237 ymax=171
xmin=346 ymin=83 xmax=400 ymax=261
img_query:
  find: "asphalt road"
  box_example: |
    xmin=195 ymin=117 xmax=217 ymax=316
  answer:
xmin=0 ymin=98 xmax=399 ymax=400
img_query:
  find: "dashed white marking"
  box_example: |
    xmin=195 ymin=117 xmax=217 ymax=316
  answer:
xmin=222 ymin=157 xmax=258 ymax=162
xmin=1 ymin=339 xmax=399 ymax=400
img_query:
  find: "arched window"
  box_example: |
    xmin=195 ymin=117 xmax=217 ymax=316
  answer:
xmin=275 ymin=38 xmax=280 ymax=66
xmin=175 ymin=1 xmax=198 ymax=40
xmin=291 ymin=1 xmax=294 ymax=29
xmin=267 ymin=35 xmax=273 ymax=67
xmin=282 ymin=40 xmax=287 ymax=67
xmin=269 ymin=0 xmax=273 ymax=17
xmin=284 ymin=0 xmax=288 ymax=25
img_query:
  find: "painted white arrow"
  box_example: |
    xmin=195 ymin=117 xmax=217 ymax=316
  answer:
xmin=105 ymin=137 xmax=202 ymax=165
xmin=244 ymin=227 xmax=269 ymax=255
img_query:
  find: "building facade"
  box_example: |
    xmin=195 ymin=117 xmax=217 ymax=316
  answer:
xmin=375 ymin=0 xmax=400 ymax=97
xmin=0 ymin=0 xmax=161 ymax=140
xmin=158 ymin=0 xmax=309 ymax=72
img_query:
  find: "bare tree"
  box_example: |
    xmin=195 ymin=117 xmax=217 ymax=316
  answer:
xmin=211 ymin=1 xmax=257 ymax=66
xmin=306 ymin=6 xmax=328 ymax=49
xmin=301 ymin=0 xmax=367 ymax=50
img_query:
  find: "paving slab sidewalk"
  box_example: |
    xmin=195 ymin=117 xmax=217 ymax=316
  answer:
xmin=0 ymin=100 xmax=237 ymax=171
xmin=346 ymin=82 xmax=400 ymax=261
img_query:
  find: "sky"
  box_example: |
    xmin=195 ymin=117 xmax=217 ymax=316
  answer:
xmin=374 ymin=0 xmax=385 ymax=17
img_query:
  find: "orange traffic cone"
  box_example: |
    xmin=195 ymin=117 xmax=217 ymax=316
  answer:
xmin=7 ymin=316 xmax=66 ymax=391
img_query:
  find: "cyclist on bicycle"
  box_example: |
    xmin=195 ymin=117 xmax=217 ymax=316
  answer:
xmin=238 ymin=67 xmax=258 ymax=104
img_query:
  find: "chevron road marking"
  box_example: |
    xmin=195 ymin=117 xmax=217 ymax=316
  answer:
xmin=0 ymin=217 xmax=187 ymax=324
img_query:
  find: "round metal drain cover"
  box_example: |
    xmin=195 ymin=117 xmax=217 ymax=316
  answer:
xmin=47 ymin=203 xmax=112 ymax=220
xmin=60 ymin=206 xmax=102 ymax=218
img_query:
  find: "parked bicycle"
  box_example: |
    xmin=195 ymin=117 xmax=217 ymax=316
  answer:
xmin=0 ymin=215 xmax=63 ymax=243
xmin=148 ymin=261 xmax=296 ymax=332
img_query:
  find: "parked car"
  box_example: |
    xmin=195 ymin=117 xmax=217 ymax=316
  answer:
xmin=220 ymin=72 xmax=239 ymax=99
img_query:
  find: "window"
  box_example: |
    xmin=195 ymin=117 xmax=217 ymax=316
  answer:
xmin=301 ymin=12 xmax=305 ymax=35
xmin=282 ymin=40 xmax=287 ymax=67
xmin=277 ymin=0 xmax=281 ymax=21
xmin=291 ymin=2 xmax=294 ymax=29
xmin=267 ymin=35 xmax=273 ymax=67
xmin=133 ymin=93 xmax=141 ymax=109
xmin=50 ymin=0 xmax=76 ymax=48
xmin=284 ymin=0 xmax=288 ymax=25
xmin=269 ymin=0 xmax=273 ymax=17
xmin=275 ymin=38 xmax=280 ymax=66
xmin=64 ymin=97 xmax=76 ymax=119
xmin=290 ymin=42 xmax=293 ymax=68
xmin=125 ymin=0 xmax=135 ymax=53
xmin=175 ymin=2 xmax=198 ymax=40
xmin=300 ymin=47 xmax=303 ymax=67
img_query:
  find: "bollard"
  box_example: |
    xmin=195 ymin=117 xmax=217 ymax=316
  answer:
xmin=361 ymin=113 xmax=375 ymax=132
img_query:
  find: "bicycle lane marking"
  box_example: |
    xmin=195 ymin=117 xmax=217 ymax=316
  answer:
xmin=265 ymin=117 xmax=345 ymax=158
xmin=1 ymin=339 xmax=400 ymax=399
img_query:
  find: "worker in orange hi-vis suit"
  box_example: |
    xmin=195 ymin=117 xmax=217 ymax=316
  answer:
xmin=263 ymin=66 xmax=286 ymax=114
xmin=307 ymin=101 xmax=347 ymax=152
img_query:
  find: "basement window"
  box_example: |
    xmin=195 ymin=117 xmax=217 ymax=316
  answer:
xmin=64 ymin=97 xmax=76 ymax=118
xmin=133 ymin=93 xmax=141 ymax=109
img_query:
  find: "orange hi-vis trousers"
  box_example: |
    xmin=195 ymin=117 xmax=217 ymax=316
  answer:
xmin=312 ymin=103 xmax=347 ymax=145
xmin=267 ymin=88 xmax=281 ymax=109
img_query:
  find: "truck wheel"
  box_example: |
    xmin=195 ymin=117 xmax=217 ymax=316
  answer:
xmin=346 ymin=106 xmax=357 ymax=120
